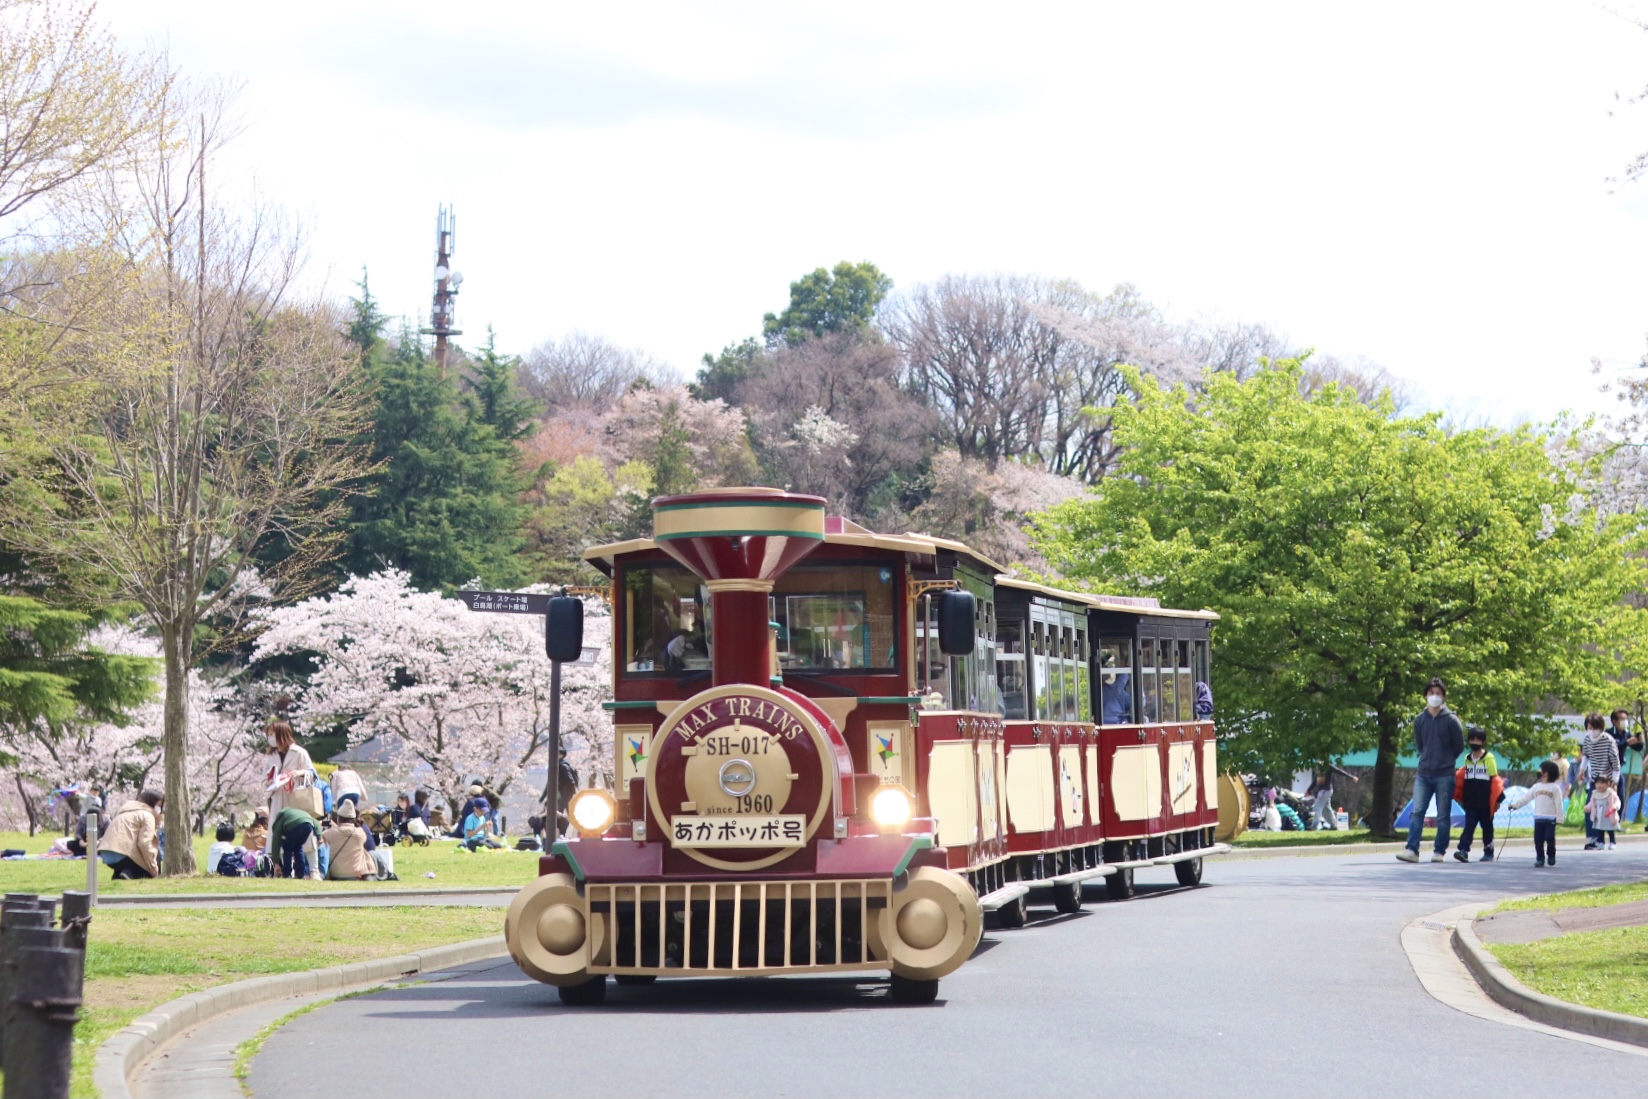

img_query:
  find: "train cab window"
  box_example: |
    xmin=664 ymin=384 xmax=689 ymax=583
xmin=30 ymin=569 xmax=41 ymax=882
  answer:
xmin=772 ymin=565 xmax=897 ymax=672
xmin=1098 ymin=640 xmax=1133 ymax=725
xmin=1175 ymin=639 xmax=1194 ymax=722
xmin=998 ymin=620 xmax=1027 ymax=719
xmin=1159 ymin=638 xmax=1178 ymax=723
xmin=1138 ymin=638 xmax=1158 ymax=722
xmin=621 ymin=564 xmax=711 ymax=675
xmin=1031 ymin=621 xmax=1049 ymax=719
xmin=1193 ymin=638 xmax=1211 ymax=717
xmin=1073 ymin=624 xmax=1090 ymax=722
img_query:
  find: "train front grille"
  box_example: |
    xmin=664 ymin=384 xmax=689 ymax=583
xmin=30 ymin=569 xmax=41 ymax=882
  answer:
xmin=585 ymin=880 xmax=893 ymax=976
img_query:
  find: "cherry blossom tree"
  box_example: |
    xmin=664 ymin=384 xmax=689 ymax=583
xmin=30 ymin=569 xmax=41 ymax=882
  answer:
xmin=250 ymin=572 xmax=613 ymax=823
xmin=3 ymin=624 xmax=268 ymax=832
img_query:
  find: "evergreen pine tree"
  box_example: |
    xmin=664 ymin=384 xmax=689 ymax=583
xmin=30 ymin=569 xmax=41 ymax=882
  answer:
xmin=340 ymin=311 xmax=531 ymax=591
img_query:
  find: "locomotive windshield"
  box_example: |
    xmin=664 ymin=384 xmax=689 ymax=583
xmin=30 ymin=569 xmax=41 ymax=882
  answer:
xmin=772 ymin=564 xmax=897 ymax=672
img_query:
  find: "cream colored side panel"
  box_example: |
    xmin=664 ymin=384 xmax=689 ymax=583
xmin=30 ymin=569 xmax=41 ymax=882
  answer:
xmin=866 ymin=721 xmax=908 ymax=787
xmin=1202 ymin=739 xmax=1219 ymax=811
xmin=1007 ymin=744 xmax=1054 ymax=833
xmin=1086 ymin=743 xmax=1102 ymax=826
xmin=1059 ymin=745 xmax=1085 ymax=827
xmin=616 ymin=725 xmax=651 ymax=788
xmin=927 ymin=741 xmax=979 ymax=849
xmin=977 ymin=741 xmax=1000 ymax=841
xmin=988 ymin=738 xmax=1001 ymax=843
xmin=1111 ymin=745 xmax=1162 ymax=821
xmin=1169 ymin=743 xmax=1198 ymax=814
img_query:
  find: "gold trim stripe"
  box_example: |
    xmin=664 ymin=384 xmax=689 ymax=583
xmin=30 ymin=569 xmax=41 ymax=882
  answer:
xmin=704 ymin=578 xmax=775 ymax=594
xmin=653 ymin=503 xmax=825 ymax=541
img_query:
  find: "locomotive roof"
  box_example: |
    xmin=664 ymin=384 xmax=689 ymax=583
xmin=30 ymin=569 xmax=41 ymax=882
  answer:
xmin=994 ymin=575 xmax=1219 ymax=621
xmin=581 ymin=528 xmax=1215 ymax=620
xmin=582 ymin=528 xmax=1008 ymax=575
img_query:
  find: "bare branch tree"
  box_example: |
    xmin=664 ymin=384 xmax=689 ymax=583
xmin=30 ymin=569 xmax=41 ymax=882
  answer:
xmin=2 ymin=82 xmax=368 ymax=874
xmin=520 ymin=331 xmax=672 ymax=415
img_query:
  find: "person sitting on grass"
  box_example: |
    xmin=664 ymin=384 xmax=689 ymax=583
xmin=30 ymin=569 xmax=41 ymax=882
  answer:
xmin=241 ymin=806 xmax=270 ymax=854
xmin=207 ymin=821 xmax=247 ymax=876
xmin=270 ymin=804 xmax=321 ymax=879
xmin=1586 ymin=776 xmax=1622 ymax=851
xmin=323 ymin=802 xmax=380 ymax=880
xmin=462 ymin=797 xmax=504 ymax=851
xmin=1507 ymin=760 xmax=1566 ymax=868
xmin=99 ymin=789 xmax=163 ymax=879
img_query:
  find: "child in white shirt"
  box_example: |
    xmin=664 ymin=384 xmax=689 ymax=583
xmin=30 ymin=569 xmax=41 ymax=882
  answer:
xmin=1507 ymin=760 xmax=1566 ymax=868
xmin=1586 ymin=776 xmax=1622 ymax=850
xmin=205 ymin=821 xmax=245 ymax=876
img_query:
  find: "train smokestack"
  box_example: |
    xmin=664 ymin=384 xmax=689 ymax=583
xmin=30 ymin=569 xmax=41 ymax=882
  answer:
xmin=650 ymin=488 xmax=827 ymax=687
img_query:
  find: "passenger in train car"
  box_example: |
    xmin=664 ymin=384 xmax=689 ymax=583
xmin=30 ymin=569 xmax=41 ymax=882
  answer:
xmin=1100 ymin=647 xmax=1133 ymax=725
xmin=1194 ymin=680 xmax=1214 ymax=718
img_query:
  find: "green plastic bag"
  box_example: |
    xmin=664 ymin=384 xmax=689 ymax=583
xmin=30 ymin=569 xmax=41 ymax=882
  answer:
xmin=1564 ymin=788 xmax=1585 ymax=827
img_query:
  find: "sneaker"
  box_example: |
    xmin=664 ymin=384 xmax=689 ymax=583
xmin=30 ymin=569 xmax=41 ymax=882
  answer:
xmin=1608 ymin=841 xmax=1616 ymax=850
xmin=1452 ymin=850 xmax=1469 ymax=863
xmin=1431 ymin=852 xmax=1447 ymax=862
xmin=1584 ymin=843 xmax=1599 ymax=851
xmin=1548 ymin=856 xmax=1556 ymax=865
xmin=1396 ymin=850 xmax=1419 ymax=863
xmin=1535 ymin=859 xmax=1545 ymax=868
xmin=1480 ymin=851 xmax=1494 ymax=862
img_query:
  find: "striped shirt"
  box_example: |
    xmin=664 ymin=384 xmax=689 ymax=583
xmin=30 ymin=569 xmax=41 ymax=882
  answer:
xmin=1579 ymin=732 xmax=1621 ymax=783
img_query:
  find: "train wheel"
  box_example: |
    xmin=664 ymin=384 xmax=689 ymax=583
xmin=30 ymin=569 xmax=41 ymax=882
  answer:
xmin=995 ymin=892 xmax=1028 ymax=929
xmin=614 ymin=974 xmax=656 ymax=986
xmin=889 ymin=975 xmax=939 ymax=1005
xmin=1105 ymin=867 xmax=1134 ymax=901
xmin=1174 ymin=856 xmax=1203 ymax=887
xmin=557 ymin=976 xmax=608 ymax=1006
xmin=1053 ymin=880 xmax=1083 ymax=914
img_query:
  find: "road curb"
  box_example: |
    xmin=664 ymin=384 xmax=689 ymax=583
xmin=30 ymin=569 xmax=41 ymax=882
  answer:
xmin=93 ymin=934 xmax=508 ymax=1099
xmin=56 ymin=885 xmax=518 ymax=906
xmin=1451 ymin=917 xmax=1648 ymax=1049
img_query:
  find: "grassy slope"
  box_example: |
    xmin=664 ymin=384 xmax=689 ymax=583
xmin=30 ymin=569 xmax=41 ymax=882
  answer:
xmin=0 ymin=830 xmax=537 ymax=894
xmin=1493 ymin=880 xmax=1648 ymax=913
xmin=68 ymin=905 xmax=504 ymax=1097
xmin=1489 ymin=926 xmax=1648 ymax=1020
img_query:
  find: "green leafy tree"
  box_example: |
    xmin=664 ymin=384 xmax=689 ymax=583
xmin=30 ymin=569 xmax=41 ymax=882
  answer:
xmin=1034 ymin=363 xmax=1646 ymax=833
xmin=762 ymin=261 xmax=892 ymax=347
xmin=342 ymin=329 xmax=529 ymax=591
xmin=466 ymin=328 xmax=538 ymax=445
xmin=692 ymin=336 xmax=761 ymax=403
xmin=0 ymin=593 xmax=153 ymax=741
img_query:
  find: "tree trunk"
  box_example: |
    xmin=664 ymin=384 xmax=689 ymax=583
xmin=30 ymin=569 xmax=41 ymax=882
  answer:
xmin=159 ymin=622 xmax=196 ymax=875
xmin=1368 ymin=709 xmax=1402 ymax=837
xmin=14 ymin=774 xmax=37 ymax=836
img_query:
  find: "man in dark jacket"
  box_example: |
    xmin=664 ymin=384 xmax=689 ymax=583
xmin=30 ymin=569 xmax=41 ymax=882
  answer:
xmin=1397 ymin=677 xmax=1465 ymax=863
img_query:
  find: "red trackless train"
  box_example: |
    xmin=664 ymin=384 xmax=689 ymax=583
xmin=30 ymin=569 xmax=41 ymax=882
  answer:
xmin=504 ymin=488 xmax=1228 ymax=1004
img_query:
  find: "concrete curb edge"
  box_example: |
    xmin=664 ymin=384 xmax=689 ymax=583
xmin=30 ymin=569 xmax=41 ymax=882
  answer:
xmin=92 ymin=934 xmax=508 ymax=1099
xmin=56 ymin=885 xmax=518 ymax=906
xmin=1451 ymin=917 xmax=1648 ymax=1049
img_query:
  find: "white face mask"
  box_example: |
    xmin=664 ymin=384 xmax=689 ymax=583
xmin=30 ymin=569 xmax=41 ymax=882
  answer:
xmin=267 ymin=735 xmax=278 ymax=748
xmin=1426 ymin=694 xmax=1444 ymax=709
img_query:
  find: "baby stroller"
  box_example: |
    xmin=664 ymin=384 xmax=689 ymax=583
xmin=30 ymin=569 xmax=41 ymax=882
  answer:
xmin=365 ymin=804 xmax=431 ymax=847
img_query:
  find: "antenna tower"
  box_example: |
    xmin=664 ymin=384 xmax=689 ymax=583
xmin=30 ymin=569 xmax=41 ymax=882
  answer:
xmin=422 ymin=204 xmax=463 ymax=372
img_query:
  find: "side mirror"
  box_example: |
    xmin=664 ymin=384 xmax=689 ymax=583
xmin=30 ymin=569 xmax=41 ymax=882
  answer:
xmin=936 ymin=590 xmax=976 ymax=656
xmin=545 ymin=597 xmax=585 ymax=662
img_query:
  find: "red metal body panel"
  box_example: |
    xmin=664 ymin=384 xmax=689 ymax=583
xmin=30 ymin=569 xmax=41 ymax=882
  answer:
xmin=910 ymin=710 xmax=1005 ymax=873
xmin=1098 ymin=723 xmax=1163 ymax=840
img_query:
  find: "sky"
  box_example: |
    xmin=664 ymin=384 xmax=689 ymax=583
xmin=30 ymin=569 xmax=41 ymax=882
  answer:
xmin=104 ymin=0 xmax=1648 ymax=425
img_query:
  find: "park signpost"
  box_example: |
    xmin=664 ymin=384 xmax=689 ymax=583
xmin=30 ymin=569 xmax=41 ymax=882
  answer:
xmin=457 ymin=590 xmax=587 ymax=846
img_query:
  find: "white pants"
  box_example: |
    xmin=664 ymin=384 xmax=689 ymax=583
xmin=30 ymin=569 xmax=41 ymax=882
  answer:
xmin=371 ymin=846 xmax=394 ymax=877
xmin=1313 ymin=791 xmax=1337 ymax=830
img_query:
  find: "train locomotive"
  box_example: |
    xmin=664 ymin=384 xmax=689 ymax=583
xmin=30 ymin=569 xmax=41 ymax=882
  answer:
xmin=503 ymin=487 xmax=1229 ymax=1005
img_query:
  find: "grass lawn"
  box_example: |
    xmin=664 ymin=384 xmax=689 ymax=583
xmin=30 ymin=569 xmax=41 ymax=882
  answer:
xmin=0 ymin=830 xmax=540 ymax=895
xmin=60 ymin=905 xmax=505 ymax=1097
xmin=1489 ymin=925 xmax=1648 ymax=1021
xmin=1231 ymin=824 xmax=1584 ymax=847
xmin=1492 ymin=879 xmax=1648 ymax=914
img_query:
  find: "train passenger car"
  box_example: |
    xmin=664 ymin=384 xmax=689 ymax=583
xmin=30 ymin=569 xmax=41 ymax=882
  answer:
xmin=502 ymin=487 xmax=1227 ymax=1005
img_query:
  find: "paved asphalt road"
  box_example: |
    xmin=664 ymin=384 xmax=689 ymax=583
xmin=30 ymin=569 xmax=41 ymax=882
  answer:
xmin=252 ymin=845 xmax=1648 ymax=1098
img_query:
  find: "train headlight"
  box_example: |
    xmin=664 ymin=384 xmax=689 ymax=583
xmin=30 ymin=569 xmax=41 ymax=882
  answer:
xmin=568 ymin=788 xmax=617 ymax=838
xmin=871 ymin=785 xmax=914 ymax=830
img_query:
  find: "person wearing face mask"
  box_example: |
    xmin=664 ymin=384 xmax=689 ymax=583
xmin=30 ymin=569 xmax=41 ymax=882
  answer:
xmin=1396 ymin=677 xmax=1465 ymax=863
xmin=264 ymin=701 xmax=322 ymax=880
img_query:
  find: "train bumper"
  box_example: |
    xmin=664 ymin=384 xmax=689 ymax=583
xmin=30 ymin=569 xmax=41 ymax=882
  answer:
xmin=504 ymin=849 xmax=980 ymax=986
